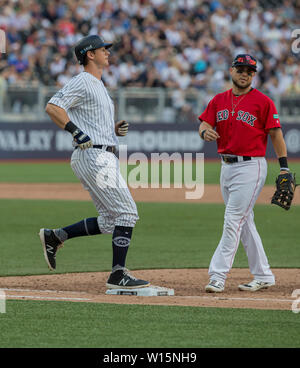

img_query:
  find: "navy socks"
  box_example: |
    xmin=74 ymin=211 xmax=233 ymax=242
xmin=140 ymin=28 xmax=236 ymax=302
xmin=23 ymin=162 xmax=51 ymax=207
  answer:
xmin=54 ymin=221 xmax=133 ymax=272
xmin=112 ymin=226 xmax=133 ymax=269
xmin=54 ymin=217 xmax=101 ymax=241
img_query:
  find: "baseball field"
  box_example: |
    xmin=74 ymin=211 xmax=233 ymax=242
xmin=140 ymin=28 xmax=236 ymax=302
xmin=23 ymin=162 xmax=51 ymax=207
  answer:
xmin=0 ymin=160 xmax=299 ymax=348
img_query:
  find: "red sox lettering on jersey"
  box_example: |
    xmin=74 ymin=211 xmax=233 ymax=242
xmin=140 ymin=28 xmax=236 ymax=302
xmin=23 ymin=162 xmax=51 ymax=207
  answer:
xmin=199 ymin=88 xmax=281 ymax=156
xmin=216 ymin=109 xmax=257 ymax=127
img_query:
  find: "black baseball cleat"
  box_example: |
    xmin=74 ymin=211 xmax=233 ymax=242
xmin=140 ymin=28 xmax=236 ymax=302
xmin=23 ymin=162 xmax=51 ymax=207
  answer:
xmin=106 ymin=268 xmax=150 ymax=289
xmin=39 ymin=228 xmax=64 ymax=271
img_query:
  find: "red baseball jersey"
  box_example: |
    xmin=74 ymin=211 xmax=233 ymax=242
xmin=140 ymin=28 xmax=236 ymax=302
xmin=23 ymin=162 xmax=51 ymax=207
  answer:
xmin=198 ymin=88 xmax=281 ymax=156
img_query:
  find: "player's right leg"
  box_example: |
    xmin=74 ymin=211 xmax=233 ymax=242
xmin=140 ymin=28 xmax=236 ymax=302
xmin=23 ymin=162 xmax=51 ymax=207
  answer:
xmin=70 ymin=148 xmax=149 ymax=288
xmin=240 ymin=210 xmax=275 ymax=289
xmin=207 ymin=158 xmax=267 ymax=291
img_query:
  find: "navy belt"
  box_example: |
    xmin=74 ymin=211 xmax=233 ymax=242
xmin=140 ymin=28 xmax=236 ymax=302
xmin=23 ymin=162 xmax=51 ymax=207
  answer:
xmin=221 ymin=155 xmax=251 ymax=163
xmin=75 ymin=145 xmax=115 ymax=153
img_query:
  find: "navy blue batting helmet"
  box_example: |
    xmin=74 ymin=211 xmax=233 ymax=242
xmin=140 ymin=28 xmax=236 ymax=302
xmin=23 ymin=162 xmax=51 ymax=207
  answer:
xmin=74 ymin=35 xmax=113 ymax=65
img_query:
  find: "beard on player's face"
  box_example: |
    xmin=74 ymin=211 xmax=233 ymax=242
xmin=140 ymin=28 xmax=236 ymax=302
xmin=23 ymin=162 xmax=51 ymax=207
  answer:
xmin=232 ymin=78 xmax=252 ymax=90
xmin=231 ymin=66 xmax=255 ymax=90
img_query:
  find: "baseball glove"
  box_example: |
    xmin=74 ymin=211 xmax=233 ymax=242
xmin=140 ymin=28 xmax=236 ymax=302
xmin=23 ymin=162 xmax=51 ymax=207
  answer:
xmin=271 ymin=172 xmax=298 ymax=210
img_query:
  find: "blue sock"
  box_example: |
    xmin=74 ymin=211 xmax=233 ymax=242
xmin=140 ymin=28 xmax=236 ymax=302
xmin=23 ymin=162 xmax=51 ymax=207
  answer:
xmin=112 ymin=226 xmax=133 ymax=269
xmin=57 ymin=217 xmax=101 ymax=241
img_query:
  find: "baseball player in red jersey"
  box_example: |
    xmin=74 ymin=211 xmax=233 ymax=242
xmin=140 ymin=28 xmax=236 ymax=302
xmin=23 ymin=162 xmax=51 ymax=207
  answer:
xmin=198 ymin=54 xmax=290 ymax=292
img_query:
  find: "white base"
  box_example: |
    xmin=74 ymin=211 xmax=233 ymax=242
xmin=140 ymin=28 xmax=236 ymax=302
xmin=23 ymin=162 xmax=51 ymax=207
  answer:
xmin=106 ymin=285 xmax=174 ymax=296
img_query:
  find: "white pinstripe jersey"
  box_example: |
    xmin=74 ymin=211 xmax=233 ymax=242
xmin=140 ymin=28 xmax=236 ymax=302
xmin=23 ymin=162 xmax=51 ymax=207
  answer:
xmin=49 ymin=71 xmax=118 ymax=146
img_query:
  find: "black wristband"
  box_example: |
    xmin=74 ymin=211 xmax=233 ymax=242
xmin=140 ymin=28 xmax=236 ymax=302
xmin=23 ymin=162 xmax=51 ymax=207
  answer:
xmin=278 ymin=156 xmax=288 ymax=169
xmin=64 ymin=121 xmax=78 ymax=134
xmin=201 ymin=130 xmax=206 ymax=140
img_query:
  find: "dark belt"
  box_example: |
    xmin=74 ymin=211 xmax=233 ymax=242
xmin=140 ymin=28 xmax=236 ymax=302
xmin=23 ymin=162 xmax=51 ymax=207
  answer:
xmin=75 ymin=145 xmax=115 ymax=153
xmin=221 ymin=155 xmax=251 ymax=163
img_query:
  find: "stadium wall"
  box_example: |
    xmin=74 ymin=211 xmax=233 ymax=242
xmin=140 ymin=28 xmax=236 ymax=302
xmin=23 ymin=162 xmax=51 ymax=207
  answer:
xmin=0 ymin=122 xmax=300 ymax=159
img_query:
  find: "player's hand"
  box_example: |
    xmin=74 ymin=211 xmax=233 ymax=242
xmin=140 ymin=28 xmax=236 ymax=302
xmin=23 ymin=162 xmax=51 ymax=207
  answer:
xmin=72 ymin=129 xmax=93 ymax=150
xmin=203 ymin=129 xmax=220 ymax=142
xmin=115 ymin=120 xmax=129 ymax=136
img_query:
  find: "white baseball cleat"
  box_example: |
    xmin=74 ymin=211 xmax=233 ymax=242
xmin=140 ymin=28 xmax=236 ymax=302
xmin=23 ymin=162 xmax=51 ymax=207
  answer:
xmin=238 ymin=280 xmax=275 ymax=292
xmin=205 ymin=280 xmax=225 ymax=293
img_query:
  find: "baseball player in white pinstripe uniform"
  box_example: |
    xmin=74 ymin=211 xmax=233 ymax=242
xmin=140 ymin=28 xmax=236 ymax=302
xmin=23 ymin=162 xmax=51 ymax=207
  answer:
xmin=39 ymin=35 xmax=150 ymax=289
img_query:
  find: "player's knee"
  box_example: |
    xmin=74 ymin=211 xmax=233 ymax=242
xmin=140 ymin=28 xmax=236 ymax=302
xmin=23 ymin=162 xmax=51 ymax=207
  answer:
xmin=115 ymin=213 xmax=139 ymax=228
xmin=97 ymin=216 xmax=115 ymax=234
xmin=224 ymin=213 xmax=246 ymax=230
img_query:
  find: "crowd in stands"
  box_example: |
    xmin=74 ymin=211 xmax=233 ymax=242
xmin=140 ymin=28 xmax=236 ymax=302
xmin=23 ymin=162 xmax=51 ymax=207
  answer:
xmin=0 ymin=0 xmax=299 ymax=113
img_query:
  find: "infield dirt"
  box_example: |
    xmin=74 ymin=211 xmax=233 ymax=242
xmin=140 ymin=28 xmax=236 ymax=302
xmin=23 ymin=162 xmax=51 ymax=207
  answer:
xmin=0 ymin=182 xmax=299 ymax=311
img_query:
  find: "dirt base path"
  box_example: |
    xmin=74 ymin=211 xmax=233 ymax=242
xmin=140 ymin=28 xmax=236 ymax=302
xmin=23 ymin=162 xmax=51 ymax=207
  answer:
xmin=1 ymin=182 xmax=299 ymax=310
xmin=1 ymin=268 xmax=299 ymax=311
xmin=1 ymin=182 xmax=300 ymax=204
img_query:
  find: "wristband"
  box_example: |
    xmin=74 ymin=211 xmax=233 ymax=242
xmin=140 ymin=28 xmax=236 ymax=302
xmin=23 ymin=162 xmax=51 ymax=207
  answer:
xmin=64 ymin=121 xmax=78 ymax=134
xmin=201 ymin=130 xmax=206 ymax=140
xmin=278 ymin=157 xmax=288 ymax=170
xmin=280 ymin=167 xmax=290 ymax=172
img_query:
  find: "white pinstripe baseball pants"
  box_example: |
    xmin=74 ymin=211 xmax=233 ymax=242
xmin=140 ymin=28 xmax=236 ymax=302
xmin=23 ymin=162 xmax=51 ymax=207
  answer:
xmin=71 ymin=148 xmax=139 ymax=233
xmin=208 ymin=157 xmax=275 ymax=284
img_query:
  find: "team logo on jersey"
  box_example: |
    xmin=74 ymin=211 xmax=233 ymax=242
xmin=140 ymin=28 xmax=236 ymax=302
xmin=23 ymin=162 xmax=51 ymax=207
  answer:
xmin=236 ymin=110 xmax=257 ymax=127
xmin=216 ymin=109 xmax=229 ymax=122
xmin=53 ymin=91 xmax=64 ymax=99
xmin=216 ymin=109 xmax=257 ymax=127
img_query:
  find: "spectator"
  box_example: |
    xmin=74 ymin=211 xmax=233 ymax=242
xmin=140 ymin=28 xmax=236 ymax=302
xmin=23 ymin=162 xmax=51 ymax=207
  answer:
xmin=0 ymin=0 xmax=298 ymax=116
xmin=49 ymin=54 xmax=67 ymax=79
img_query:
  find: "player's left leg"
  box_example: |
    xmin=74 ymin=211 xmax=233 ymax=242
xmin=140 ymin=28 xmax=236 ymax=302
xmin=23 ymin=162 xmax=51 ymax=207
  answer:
xmin=208 ymin=158 xmax=267 ymax=285
xmin=39 ymin=217 xmax=102 ymax=271
xmin=240 ymin=210 xmax=275 ymax=284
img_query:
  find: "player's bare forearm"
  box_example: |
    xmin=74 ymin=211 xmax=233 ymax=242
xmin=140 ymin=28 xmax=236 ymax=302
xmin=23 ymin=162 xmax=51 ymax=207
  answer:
xmin=199 ymin=121 xmax=220 ymax=141
xmin=269 ymin=128 xmax=287 ymax=158
xmin=46 ymin=103 xmax=92 ymax=149
xmin=45 ymin=103 xmax=70 ymax=130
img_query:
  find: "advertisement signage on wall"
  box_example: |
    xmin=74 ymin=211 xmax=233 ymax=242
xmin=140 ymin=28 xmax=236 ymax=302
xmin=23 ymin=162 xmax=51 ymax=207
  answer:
xmin=0 ymin=122 xmax=299 ymax=159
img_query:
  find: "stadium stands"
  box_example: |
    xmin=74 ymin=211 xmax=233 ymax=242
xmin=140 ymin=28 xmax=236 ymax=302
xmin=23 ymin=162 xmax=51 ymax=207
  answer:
xmin=0 ymin=0 xmax=299 ymax=122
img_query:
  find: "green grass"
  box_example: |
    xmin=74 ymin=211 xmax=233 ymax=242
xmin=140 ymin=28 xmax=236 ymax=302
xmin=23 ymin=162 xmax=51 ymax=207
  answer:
xmin=0 ymin=199 xmax=299 ymax=276
xmin=0 ymin=162 xmax=78 ymax=183
xmin=1 ymin=160 xmax=299 ymax=184
xmin=0 ymin=161 xmax=299 ymax=349
xmin=0 ymin=300 xmax=299 ymax=348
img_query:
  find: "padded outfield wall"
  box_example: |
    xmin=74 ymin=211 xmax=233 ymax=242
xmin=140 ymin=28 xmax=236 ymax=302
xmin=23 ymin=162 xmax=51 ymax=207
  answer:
xmin=0 ymin=122 xmax=300 ymax=159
